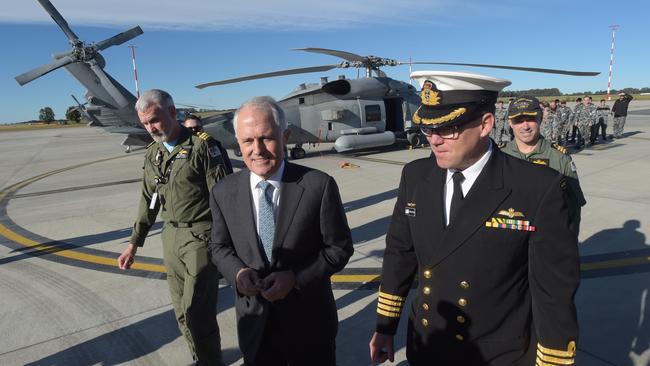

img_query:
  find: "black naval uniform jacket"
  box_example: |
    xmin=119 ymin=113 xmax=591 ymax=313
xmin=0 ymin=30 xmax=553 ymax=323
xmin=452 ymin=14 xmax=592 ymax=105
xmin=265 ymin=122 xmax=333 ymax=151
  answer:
xmin=376 ymin=147 xmax=579 ymax=366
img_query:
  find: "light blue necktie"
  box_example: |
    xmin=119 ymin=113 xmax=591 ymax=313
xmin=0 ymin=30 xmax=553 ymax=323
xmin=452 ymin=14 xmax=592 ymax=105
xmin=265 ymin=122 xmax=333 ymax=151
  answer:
xmin=258 ymin=180 xmax=275 ymax=262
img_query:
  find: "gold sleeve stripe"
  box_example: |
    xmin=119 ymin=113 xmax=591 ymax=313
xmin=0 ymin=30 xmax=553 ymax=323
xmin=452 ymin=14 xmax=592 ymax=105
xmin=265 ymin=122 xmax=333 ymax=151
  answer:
xmin=377 ymin=308 xmax=401 ymax=318
xmin=378 ymin=290 xmax=405 ymax=301
xmin=537 ymin=342 xmax=576 ymax=358
xmin=536 ymin=351 xmax=574 ymax=365
xmin=377 ymin=303 xmax=402 ymax=313
xmin=378 ymin=297 xmax=404 ymax=307
xmin=536 ymin=361 xmax=561 ymax=366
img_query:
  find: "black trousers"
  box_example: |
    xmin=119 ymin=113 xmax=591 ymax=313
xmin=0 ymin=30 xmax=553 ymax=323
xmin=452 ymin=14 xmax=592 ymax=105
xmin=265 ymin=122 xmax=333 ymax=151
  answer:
xmin=590 ymin=119 xmax=607 ymax=144
xmin=246 ymin=315 xmax=336 ymax=366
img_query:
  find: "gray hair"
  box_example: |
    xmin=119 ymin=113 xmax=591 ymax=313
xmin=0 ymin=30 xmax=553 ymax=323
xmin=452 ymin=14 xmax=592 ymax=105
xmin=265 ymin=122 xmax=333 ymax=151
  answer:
xmin=135 ymin=89 xmax=174 ymax=113
xmin=233 ymin=96 xmax=286 ymax=135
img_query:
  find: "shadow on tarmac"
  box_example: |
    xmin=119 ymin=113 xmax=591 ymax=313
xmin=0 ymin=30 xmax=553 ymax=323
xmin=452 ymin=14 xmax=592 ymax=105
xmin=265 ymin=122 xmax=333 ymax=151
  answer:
xmin=577 ymin=220 xmax=650 ymax=366
xmin=26 ymin=288 xmax=242 ymax=366
xmin=336 ymin=288 xmax=410 ymax=366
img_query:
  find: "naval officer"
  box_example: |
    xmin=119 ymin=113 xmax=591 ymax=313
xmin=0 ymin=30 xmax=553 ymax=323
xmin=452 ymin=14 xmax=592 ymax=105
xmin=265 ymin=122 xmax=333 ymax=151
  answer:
xmin=369 ymin=72 xmax=580 ymax=365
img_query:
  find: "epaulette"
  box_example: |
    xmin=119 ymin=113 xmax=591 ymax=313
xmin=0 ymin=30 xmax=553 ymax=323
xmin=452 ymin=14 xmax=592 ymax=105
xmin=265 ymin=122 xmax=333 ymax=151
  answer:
xmin=552 ymin=143 xmax=568 ymax=155
xmin=498 ymin=141 xmax=507 ymax=149
xmin=197 ymin=131 xmax=214 ymax=143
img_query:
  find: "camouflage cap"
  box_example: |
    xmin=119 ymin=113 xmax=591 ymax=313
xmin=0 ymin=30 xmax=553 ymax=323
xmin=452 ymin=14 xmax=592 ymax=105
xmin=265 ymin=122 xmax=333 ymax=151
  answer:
xmin=508 ymin=96 xmax=543 ymax=120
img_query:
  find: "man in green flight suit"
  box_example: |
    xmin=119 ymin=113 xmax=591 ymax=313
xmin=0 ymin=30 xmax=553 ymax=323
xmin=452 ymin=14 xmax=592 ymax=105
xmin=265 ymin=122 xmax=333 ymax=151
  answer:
xmin=500 ymin=96 xmax=586 ymax=236
xmin=117 ymin=89 xmax=232 ymax=365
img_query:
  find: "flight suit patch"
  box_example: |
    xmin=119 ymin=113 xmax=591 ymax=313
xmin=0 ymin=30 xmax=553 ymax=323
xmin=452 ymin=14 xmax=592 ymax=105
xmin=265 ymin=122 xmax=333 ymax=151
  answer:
xmin=177 ymin=146 xmax=192 ymax=159
xmin=208 ymin=145 xmax=222 ymax=158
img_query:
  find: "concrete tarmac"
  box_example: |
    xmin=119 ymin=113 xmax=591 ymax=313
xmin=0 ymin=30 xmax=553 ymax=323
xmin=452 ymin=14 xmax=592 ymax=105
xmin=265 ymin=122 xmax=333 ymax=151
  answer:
xmin=0 ymin=102 xmax=649 ymax=365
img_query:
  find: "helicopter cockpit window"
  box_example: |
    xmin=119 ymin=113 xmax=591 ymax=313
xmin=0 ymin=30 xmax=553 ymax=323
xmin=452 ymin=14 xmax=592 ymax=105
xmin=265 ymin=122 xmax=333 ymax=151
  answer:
xmin=365 ymin=105 xmax=381 ymax=122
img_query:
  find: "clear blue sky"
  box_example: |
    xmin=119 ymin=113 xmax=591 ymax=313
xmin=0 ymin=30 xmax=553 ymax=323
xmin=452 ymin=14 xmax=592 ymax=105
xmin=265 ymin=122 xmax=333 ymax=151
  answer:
xmin=1 ymin=0 xmax=648 ymax=123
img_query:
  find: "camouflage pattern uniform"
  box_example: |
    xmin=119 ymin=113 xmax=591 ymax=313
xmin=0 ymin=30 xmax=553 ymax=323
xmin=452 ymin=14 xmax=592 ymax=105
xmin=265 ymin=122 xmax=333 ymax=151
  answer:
xmin=500 ymin=137 xmax=586 ymax=235
xmin=491 ymin=105 xmax=509 ymax=143
xmin=569 ymin=103 xmax=583 ymax=143
xmin=556 ymin=105 xmax=573 ymax=144
xmin=130 ymin=127 xmax=232 ymax=364
xmin=541 ymin=107 xmax=557 ymax=142
xmin=575 ymin=103 xmax=596 ymax=146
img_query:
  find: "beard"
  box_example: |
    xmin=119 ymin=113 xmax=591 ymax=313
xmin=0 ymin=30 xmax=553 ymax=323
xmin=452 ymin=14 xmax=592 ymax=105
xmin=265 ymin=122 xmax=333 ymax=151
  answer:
xmin=150 ymin=130 xmax=169 ymax=143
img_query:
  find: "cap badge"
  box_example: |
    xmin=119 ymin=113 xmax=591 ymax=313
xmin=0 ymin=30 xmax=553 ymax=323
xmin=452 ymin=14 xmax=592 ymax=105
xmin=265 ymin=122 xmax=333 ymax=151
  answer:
xmin=421 ymin=80 xmax=441 ymax=106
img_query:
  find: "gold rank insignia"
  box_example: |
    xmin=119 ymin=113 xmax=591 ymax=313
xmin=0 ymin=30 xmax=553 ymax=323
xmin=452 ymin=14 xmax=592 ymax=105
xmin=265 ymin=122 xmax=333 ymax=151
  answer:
xmin=377 ymin=289 xmax=405 ymax=318
xmin=536 ymin=341 xmax=576 ymax=365
xmin=498 ymin=208 xmax=525 ymax=218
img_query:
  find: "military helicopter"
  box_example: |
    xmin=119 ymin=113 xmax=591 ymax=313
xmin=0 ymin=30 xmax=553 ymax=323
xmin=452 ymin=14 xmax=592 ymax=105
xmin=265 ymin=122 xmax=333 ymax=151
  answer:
xmin=15 ymin=0 xmax=235 ymax=153
xmin=196 ymin=48 xmax=599 ymax=159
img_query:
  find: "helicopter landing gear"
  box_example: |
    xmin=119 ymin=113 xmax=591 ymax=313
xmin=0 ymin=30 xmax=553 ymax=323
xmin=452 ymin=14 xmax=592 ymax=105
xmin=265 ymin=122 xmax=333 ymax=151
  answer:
xmin=407 ymin=131 xmax=424 ymax=147
xmin=124 ymin=145 xmax=131 ymax=153
xmin=234 ymin=148 xmax=242 ymax=157
xmin=289 ymin=145 xmax=306 ymax=159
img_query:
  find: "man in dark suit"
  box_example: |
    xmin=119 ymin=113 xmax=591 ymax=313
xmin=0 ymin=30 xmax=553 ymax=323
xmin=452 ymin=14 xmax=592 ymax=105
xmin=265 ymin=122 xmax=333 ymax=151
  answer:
xmin=369 ymin=72 xmax=580 ymax=365
xmin=209 ymin=96 xmax=354 ymax=366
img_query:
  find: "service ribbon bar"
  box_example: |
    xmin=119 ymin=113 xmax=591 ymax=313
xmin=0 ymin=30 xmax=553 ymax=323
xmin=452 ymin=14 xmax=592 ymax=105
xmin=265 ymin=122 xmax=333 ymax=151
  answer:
xmin=485 ymin=217 xmax=536 ymax=232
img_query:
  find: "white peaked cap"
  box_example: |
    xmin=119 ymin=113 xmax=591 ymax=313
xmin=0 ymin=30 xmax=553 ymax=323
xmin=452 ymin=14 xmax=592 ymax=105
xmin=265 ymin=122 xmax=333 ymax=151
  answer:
xmin=410 ymin=70 xmax=511 ymax=91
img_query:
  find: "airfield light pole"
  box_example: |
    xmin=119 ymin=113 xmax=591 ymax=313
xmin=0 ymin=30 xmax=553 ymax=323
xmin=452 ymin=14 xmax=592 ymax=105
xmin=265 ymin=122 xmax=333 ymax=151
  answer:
xmin=606 ymin=24 xmax=619 ymax=101
xmin=129 ymin=45 xmax=141 ymax=98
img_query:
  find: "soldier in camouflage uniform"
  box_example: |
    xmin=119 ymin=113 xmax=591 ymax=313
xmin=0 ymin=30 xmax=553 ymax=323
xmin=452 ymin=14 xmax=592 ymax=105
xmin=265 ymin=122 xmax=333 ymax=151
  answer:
xmin=490 ymin=100 xmax=508 ymax=143
xmin=593 ymin=99 xmax=610 ymax=143
xmin=568 ymin=97 xmax=583 ymax=144
xmin=118 ymin=89 xmax=233 ymax=365
xmin=612 ymin=92 xmax=634 ymax=138
xmin=502 ymin=96 xmax=586 ymax=235
xmin=575 ymin=96 xmax=596 ymax=148
xmin=556 ymin=100 xmax=573 ymax=146
xmin=541 ymin=100 xmax=559 ymax=142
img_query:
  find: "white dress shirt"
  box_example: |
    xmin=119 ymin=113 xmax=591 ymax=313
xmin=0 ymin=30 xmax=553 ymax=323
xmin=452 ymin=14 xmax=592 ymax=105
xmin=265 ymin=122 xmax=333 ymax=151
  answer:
xmin=444 ymin=142 xmax=493 ymax=226
xmin=249 ymin=161 xmax=285 ymax=236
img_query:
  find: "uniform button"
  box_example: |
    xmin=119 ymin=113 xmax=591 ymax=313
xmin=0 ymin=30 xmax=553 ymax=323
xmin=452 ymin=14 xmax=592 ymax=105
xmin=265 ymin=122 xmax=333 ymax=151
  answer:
xmin=460 ymin=281 xmax=470 ymax=289
xmin=421 ymin=318 xmax=429 ymax=327
xmin=423 ymin=270 xmax=432 ymax=279
xmin=423 ymin=287 xmax=431 ymax=295
xmin=456 ymin=315 xmax=466 ymax=324
xmin=422 ymin=303 xmax=430 ymax=311
xmin=455 ymin=334 xmax=464 ymax=341
xmin=458 ymin=298 xmax=467 ymax=307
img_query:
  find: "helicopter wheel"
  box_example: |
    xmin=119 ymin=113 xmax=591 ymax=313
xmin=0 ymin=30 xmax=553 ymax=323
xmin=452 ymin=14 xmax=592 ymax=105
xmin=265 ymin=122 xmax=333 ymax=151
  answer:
xmin=124 ymin=145 xmax=131 ymax=153
xmin=408 ymin=133 xmax=423 ymax=147
xmin=234 ymin=148 xmax=242 ymax=157
xmin=290 ymin=147 xmax=306 ymax=160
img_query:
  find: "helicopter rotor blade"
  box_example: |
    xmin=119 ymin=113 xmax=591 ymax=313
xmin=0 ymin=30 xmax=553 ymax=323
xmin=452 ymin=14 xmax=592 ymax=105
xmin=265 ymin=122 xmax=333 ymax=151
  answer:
xmin=293 ymin=48 xmax=365 ymax=62
xmin=401 ymin=61 xmax=600 ymax=76
xmin=196 ymin=64 xmax=340 ymax=89
xmin=95 ymin=26 xmax=144 ymax=51
xmin=37 ymin=0 xmax=79 ymax=43
xmin=15 ymin=55 xmax=75 ymax=86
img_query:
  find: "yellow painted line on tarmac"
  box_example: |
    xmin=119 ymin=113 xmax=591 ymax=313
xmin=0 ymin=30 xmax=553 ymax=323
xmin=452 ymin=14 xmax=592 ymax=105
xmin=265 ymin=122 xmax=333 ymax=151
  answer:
xmin=331 ymin=274 xmax=380 ymax=283
xmin=0 ymin=222 xmax=166 ymax=272
xmin=3 ymin=154 xmax=650 ymax=281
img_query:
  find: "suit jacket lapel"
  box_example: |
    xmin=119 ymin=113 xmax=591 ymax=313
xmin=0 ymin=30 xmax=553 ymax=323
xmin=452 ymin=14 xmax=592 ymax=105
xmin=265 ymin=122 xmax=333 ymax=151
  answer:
xmin=420 ymin=159 xmax=446 ymax=242
xmin=272 ymin=163 xmax=304 ymax=267
xmin=234 ymin=170 xmax=265 ymax=266
xmin=430 ymin=149 xmax=511 ymax=267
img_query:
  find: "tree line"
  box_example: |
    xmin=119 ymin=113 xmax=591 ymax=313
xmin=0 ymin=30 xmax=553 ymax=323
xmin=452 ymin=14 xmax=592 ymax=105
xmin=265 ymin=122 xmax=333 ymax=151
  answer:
xmin=500 ymin=87 xmax=650 ymax=98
